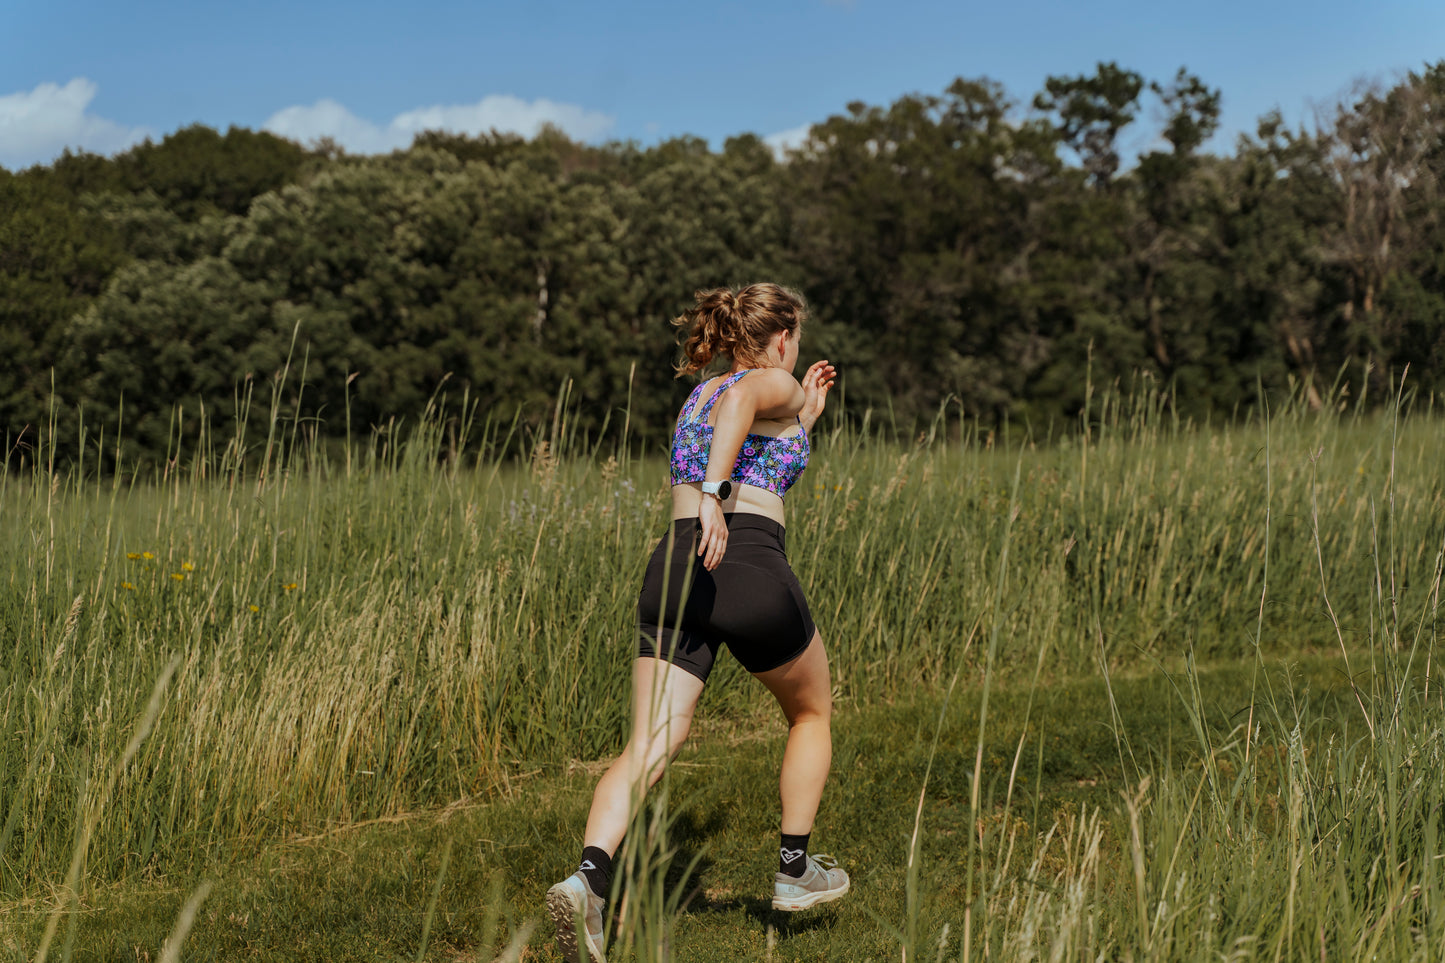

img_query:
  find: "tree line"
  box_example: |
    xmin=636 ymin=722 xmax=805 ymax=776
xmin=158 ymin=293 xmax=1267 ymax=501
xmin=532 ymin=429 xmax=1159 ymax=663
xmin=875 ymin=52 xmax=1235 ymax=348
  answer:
xmin=2 ymin=61 xmax=1443 ymax=467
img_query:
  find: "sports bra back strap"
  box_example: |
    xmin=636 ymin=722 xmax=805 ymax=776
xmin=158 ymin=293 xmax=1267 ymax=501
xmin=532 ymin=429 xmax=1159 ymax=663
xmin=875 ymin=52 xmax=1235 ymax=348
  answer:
xmin=695 ymin=370 xmax=749 ymax=420
xmin=679 ymin=381 xmax=707 ymax=423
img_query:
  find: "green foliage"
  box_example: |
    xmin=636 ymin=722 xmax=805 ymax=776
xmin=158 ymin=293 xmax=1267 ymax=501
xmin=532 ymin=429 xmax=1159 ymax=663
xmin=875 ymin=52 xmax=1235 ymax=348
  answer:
xmin=0 ymin=169 xmax=126 ymax=457
xmin=1034 ymin=61 xmax=1145 ymax=187
xmin=3 ymin=63 xmax=1445 ymax=465
xmin=115 ymin=124 xmax=315 ymax=220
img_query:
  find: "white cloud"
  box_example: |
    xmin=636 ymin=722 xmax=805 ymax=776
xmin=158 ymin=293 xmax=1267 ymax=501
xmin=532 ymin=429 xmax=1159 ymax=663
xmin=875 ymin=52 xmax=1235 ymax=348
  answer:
xmin=763 ymin=123 xmax=814 ymax=158
xmin=263 ymin=99 xmax=395 ymax=153
xmin=0 ymin=82 xmax=614 ymax=168
xmin=263 ymin=94 xmax=616 ymax=153
xmin=0 ymin=78 xmax=151 ymax=170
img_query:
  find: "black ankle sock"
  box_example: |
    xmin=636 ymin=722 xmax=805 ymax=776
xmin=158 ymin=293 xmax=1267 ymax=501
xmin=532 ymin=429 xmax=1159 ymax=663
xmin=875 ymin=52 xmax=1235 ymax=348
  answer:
xmin=779 ymin=832 xmax=810 ymax=878
xmin=578 ymin=845 xmax=613 ymax=898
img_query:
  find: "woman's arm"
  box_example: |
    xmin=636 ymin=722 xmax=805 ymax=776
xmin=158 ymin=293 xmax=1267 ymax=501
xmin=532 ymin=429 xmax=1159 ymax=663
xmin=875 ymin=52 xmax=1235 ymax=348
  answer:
xmin=696 ymin=369 xmax=801 ymax=570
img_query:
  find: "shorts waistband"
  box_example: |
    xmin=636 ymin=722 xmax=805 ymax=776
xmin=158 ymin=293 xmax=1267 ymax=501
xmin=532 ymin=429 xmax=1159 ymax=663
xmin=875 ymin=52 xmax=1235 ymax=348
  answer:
xmin=668 ymin=513 xmax=786 ymax=540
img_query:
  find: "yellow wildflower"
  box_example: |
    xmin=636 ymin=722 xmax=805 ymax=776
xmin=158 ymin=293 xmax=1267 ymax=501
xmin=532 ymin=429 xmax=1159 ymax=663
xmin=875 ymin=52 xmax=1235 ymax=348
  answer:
xmin=126 ymin=552 xmax=141 ymax=560
xmin=249 ymin=604 xmax=260 ymax=613
xmin=181 ymin=562 xmax=195 ymax=572
xmin=142 ymin=551 xmax=155 ymax=560
xmin=121 ymin=582 xmax=136 ymax=591
xmin=170 ymin=573 xmax=185 ymax=582
xmin=283 ymin=582 xmax=298 ymax=592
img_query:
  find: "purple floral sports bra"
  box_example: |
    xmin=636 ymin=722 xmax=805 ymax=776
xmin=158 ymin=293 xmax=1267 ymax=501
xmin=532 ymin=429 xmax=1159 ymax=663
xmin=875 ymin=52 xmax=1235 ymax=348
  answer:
xmin=669 ymin=370 xmax=810 ymax=498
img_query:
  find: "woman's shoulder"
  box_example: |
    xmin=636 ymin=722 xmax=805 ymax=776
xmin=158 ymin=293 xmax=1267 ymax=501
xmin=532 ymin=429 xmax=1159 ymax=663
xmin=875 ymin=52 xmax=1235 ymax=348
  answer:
xmin=739 ymin=367 xmax=801 ymax=392
xmin=736 ymin=368 xmax=804 ymax=418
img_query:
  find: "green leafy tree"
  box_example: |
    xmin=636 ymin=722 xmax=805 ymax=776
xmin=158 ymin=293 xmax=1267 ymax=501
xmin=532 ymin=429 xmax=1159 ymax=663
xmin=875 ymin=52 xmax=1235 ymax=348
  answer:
xmin=0 ymin=171 xmax=125 ymax=460
xmin=1317 ymin=68 xmax=1444 ymax=385
xmin=6 ymin=64 xmax=1445 ymax=469
xmin=115 ymin=124 xmax=314 ymax=220
xmin=1127 ymin=69 xmax=1228 ymax=411
xmin=1213 ymin=114 xmax=1334 ymax=408
xmin=62 ymin=255 xmax=280 ymax=462
xmin=1034 ymin=62 xmax=1145 ymax=188
xmin=787 ymin=79 xmax=1052 ymax=425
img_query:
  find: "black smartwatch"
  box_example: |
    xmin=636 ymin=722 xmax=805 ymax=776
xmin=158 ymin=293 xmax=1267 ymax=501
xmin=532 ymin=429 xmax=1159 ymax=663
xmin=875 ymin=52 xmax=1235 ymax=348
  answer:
xmin=701 ymin=480 xmax=732 ymax=501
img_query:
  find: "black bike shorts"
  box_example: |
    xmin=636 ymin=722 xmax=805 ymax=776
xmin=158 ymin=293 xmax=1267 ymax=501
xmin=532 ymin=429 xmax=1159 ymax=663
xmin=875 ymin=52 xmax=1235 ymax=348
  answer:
xmin=636 ymin=514 xmax=817 ymax=683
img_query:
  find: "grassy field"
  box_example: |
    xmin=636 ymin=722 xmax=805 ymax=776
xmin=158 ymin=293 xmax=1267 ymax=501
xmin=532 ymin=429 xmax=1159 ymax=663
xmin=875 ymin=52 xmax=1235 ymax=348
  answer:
xmin=2 ymin=383 xmax=1442 ymax=961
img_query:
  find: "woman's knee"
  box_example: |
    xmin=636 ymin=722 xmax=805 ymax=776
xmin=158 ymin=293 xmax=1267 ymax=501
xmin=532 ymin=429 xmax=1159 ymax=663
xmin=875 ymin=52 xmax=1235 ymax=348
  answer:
xmin=627 ymin=718 xmax=692 ymax=780
xmin=662 ymin=715 xmax=693 ymax=759
xmin=787 ymin=699 xmax=831 ymax=729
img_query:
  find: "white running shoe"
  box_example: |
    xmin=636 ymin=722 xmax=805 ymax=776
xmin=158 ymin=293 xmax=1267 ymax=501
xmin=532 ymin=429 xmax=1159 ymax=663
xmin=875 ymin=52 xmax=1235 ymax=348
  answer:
xmin=546 ymin=871 xmax=607 ymax=962
xmin=772 ymin=854 xmax=850 ymax=911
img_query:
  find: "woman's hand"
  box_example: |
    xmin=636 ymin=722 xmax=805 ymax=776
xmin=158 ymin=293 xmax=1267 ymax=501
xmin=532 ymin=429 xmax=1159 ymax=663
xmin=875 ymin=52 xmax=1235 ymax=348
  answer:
xmin=697 ymin=492 xmax=728 ymax=571
xmin=798 ymin=360 xmax=836 ymax=433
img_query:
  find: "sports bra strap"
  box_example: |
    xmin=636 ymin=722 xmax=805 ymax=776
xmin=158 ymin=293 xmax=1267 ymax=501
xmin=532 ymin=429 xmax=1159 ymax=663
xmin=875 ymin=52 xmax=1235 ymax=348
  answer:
xmin=678 ymin=381 xmax=707 ymax=423
xmin=691 ymin=370 xmax=750 ymax=423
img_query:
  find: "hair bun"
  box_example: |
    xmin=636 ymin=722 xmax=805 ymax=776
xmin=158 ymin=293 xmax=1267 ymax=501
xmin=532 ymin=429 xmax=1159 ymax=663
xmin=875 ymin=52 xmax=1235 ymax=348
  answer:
xmin=698 ymin=288 xmax=737 ymax=319
xmin=672 ymin=283 xmax=808 ymax=377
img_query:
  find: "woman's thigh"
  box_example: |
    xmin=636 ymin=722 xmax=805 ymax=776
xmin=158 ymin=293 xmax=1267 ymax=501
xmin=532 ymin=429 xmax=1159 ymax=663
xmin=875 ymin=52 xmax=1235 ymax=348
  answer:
xmin=752 ymin=632 xmax=831 ymax=724
xmin=628 ymin=656 xmax=707 ymax=753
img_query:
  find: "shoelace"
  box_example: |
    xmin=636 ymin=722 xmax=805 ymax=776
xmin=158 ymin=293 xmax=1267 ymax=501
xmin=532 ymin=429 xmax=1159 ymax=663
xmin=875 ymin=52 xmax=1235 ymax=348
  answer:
xmin=809 ymin=854 xmax=839 ymax=871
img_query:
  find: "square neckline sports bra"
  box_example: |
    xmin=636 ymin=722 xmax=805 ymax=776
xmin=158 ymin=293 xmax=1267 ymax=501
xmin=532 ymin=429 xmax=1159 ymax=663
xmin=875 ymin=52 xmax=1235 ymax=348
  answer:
xmin=669 ymin=370 xmax=810 ymax=498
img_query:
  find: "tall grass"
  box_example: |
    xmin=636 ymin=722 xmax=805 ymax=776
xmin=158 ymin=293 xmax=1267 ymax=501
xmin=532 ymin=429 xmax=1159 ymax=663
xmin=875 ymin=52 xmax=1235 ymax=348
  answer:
xmin=916 ymin=542 xmax=1445 ymax=962
xmin=893 ymin=383 xmax=1445 ymax=962
xmin=1 ymin=377 xmax=1442 ymax=961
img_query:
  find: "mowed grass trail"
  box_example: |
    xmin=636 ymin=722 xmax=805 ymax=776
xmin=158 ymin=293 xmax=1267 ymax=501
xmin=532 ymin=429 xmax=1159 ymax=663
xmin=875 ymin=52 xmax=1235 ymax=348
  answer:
xmin=8 ymin=657 xmax=1373 ymax=962
xmin=2 ymin=386 xmax=1442 ymax=960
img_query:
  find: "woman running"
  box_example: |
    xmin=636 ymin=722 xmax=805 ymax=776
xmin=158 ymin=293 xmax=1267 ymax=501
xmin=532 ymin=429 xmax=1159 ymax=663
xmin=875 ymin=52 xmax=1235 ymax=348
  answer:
xmin=547 ymin=283 xmax=847 ymax=962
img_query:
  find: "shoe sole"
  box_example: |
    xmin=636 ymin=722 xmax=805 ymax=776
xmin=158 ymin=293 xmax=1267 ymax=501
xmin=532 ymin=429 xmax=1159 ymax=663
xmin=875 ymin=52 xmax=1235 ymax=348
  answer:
xmin=772 ymin=875 xmax=850 ymax=912
xmin=546 ymin=883 xmax=607 ymax=962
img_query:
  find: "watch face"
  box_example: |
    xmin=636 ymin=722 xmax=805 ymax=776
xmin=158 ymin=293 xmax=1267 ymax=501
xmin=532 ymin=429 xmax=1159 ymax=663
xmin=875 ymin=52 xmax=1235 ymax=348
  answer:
xmin=718 ymin=480 xmax=732 ymax=501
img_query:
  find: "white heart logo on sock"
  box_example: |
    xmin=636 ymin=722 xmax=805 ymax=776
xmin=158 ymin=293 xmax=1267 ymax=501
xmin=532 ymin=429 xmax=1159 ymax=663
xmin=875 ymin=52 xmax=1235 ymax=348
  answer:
xmin=580 ymin=859 xmax=596 ymax=870
xmin=780 ymin=848 xmax=804 ymax=863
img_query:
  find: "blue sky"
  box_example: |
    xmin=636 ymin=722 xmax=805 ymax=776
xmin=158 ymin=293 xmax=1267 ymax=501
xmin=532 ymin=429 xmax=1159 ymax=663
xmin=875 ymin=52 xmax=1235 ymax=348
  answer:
xmin=2 ymin=0 xmax=1442 ymax=169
